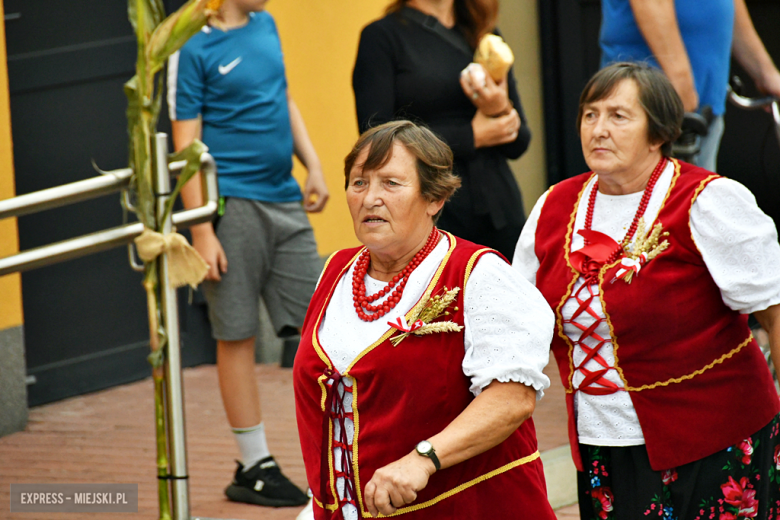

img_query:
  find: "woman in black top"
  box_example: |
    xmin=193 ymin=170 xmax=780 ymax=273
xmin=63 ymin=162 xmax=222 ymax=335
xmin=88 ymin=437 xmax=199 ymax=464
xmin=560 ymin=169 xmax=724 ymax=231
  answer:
xmin=352 ymin=0 xmax=531 ymax=259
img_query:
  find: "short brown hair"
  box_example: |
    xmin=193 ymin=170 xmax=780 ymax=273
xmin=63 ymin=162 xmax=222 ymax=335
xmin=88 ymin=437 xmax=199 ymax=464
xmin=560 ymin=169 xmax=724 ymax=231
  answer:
xmin=344 ymin=120 xmax=461 ymax=222
xmin=577 ymin=62 xmax=683 ymax=156
xmin=385 ymin=0 xmax=497 ymax=49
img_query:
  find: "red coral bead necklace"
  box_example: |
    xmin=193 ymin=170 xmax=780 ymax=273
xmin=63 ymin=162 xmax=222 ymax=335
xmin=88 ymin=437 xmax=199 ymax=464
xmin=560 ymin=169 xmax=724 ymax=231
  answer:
xmin=584 ymin=157 xmax=667 ymax=265
xmin=352 ymin=226 xmax=440 ymax=322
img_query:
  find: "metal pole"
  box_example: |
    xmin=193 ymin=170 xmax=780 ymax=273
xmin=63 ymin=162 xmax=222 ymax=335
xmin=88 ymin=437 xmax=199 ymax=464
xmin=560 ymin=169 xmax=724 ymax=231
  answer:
xmin=154 ymin=133 xmax=190 ymax=520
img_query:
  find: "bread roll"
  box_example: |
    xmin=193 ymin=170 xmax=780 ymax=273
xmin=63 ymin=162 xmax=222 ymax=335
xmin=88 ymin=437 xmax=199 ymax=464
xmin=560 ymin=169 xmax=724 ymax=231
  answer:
xmin=474 ymin=34 xmax=514 ymax=82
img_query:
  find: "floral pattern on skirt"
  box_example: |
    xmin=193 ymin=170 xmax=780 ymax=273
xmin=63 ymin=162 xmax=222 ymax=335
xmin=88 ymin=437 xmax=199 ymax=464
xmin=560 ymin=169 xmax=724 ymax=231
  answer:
xmin=577 ymin=414 xmax=780 ymax=520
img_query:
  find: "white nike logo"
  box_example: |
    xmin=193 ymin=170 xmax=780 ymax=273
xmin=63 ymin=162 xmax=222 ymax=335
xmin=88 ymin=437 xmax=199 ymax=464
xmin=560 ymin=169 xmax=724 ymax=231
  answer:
xmin=218 ymin=57 xmax=242 ymax=75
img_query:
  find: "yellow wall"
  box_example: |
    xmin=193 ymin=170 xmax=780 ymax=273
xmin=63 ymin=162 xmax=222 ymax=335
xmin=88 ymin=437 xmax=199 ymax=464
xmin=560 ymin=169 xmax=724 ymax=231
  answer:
xmin=0 ymin=0 xmax=24 ymax=330
xmin=268 ymin=1 xmax=388 ymax=254
xmin=500 ymin=0 xmax=548 ymax=214
xmin=268 ymin=0 xmax=546 ymax=255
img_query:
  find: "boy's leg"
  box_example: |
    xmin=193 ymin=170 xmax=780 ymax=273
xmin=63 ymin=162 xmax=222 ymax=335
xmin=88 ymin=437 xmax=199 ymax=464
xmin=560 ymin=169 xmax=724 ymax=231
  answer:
xmin=217 ymin=337 xmax=272 ymax=472
xmin=204 ymin=198 xmax=307 ymax=506
xmin=259 ymin=202 xmax=321 ymax=340
xmin=217 ymin=337 xmax=261 ymax=429
xmin=256 ymin=204 xmax=328 ymax=515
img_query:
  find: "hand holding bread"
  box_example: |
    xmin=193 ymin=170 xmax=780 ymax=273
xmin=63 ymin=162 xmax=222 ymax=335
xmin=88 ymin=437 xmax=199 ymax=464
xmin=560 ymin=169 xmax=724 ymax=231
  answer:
xmin=460 ymin=34 xmax=515 ymax=117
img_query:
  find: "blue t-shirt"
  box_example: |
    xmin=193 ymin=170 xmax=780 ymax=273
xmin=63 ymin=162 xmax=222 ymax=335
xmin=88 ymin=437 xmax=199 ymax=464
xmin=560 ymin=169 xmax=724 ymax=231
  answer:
xmin=600 ymin=0 xmax=734 ymax=115
xmin=168 ymin=11 xmax=301 ymax=202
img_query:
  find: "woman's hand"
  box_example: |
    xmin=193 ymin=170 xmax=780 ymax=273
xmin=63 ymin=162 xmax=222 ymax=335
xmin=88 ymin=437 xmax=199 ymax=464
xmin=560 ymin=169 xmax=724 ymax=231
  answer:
xmin=460 ymin=64 xmax=512 ymax=116
xmin=364 ymin=451 xmax=436 ymax=517
xmin=472 ymin=108 xmax=521 ymax=149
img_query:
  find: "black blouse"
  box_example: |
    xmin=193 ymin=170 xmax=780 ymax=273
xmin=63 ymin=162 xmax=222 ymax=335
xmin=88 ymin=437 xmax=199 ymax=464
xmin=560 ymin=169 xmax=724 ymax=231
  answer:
xmin=352 ymin=7 xmax=531 ymax=230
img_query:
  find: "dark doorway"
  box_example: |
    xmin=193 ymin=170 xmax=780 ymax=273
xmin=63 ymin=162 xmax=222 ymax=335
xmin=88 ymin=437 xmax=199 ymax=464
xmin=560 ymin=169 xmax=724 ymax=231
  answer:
xmin=5 ymin=0 xmax=215 ymax=406
xmin=539 ymin=0 xmax=780 ymax=226
xmin=538 ymin=0 xmax=601 ymax=186
xmin=720 ymin=2 xmax=780 ymax=226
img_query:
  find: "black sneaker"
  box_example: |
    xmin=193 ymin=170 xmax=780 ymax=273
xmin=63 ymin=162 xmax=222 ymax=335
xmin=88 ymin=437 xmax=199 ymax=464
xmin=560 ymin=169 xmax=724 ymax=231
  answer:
xmin=225 ymin=456 xmax=309 ymax=507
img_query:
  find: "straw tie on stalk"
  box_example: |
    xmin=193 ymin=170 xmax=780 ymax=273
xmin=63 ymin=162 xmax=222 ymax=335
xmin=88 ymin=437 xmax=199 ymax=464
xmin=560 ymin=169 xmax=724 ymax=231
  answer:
xmin=134 ymin=228 xmax=209 ymax=289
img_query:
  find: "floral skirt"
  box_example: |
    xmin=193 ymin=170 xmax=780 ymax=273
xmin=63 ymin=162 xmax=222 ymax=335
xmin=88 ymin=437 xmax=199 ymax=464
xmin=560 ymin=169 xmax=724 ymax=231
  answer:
xmin=578 ymin=413 xmax=780 ymax=520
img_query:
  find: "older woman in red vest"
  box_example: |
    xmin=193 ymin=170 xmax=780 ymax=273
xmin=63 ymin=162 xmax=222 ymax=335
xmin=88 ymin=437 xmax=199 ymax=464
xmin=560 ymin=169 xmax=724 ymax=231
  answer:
xmin=513 ymin=61 xmax=780 ymax=519
xmin=294 ymin=120 xmax=557 ymax=519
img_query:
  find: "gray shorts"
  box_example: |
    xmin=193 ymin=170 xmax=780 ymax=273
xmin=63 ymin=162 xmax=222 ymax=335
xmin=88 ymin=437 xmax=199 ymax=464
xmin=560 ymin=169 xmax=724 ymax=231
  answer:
xmin=202 ymin=198 xmax=322 ymax=341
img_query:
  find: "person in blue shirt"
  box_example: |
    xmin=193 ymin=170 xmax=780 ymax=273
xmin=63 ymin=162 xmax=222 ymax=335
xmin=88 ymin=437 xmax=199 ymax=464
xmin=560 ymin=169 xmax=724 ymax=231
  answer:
xmin=600 ymin=0 xmax=780 ymax=172
xmin=168 ymin=0 xmax=327 ymax=508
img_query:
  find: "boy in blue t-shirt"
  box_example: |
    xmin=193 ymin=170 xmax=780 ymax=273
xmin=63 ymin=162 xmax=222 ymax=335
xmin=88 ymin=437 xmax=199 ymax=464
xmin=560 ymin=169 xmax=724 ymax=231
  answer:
xmin=168 ymin=0 xmax=327 ymax=507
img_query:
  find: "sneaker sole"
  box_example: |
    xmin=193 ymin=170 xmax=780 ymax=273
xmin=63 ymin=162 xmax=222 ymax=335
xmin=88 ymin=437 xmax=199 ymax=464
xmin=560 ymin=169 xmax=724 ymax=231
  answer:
xmin=225 ymin=484 xmax=308 ymax=507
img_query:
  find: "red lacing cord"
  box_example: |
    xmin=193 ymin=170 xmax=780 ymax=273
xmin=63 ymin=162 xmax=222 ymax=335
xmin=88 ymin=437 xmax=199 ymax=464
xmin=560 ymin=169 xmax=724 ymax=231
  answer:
xmin=321 ymin=368 xmax=358 ymax=518
xmin=565 ymin=277 xmax=622 ymax=395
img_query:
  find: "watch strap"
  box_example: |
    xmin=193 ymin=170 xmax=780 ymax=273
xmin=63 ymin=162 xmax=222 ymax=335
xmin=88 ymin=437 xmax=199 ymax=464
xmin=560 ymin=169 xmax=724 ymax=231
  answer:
xmin=427 ymin=449 xmax=441 ymax=471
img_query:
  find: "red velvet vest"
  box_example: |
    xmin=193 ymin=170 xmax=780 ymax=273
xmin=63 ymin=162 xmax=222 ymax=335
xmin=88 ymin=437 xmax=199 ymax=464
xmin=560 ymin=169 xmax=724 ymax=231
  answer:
xmin=294 ymin=234 xmax=554 ymax=519
xmin=535 ymin=160 xmax=779 ymax=471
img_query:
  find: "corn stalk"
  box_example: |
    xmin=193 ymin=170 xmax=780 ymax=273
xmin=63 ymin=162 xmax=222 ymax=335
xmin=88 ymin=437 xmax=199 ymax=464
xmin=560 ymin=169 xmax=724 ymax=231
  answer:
xmin=125 ymin=0 xmax=221 ymax=518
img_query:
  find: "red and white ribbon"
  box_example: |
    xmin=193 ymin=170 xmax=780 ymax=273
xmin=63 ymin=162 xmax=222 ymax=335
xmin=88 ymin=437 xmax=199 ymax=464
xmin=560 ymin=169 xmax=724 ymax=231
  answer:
xmin=387 ymin=316 xmax=424 ymax=333
xmin=614 ymin=252 xmax=648 ymax=281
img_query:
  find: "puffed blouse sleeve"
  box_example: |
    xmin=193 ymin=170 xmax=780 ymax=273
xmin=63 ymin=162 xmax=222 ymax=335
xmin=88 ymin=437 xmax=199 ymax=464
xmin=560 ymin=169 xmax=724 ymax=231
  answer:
xmin=461 ymin=253 xmax=553 ymax=400
xmin=690 ymin=177 xmax=780 ymax=314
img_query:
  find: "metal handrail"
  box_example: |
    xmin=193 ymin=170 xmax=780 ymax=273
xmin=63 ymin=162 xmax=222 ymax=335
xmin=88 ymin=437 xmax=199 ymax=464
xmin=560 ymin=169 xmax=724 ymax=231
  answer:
xmin=0 ymin=153 xmax=218 ymax=277
xmin=0 ymin=168 xmax=133 ymax=220
xmin=728 ymin=86 xmax=780 ymax=152
xmin=727 ymin=87 xmax=778 ymax=110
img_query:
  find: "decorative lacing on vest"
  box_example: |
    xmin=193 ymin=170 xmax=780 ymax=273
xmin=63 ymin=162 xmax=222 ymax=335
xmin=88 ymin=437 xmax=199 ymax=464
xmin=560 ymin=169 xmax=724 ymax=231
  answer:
xmin=566 ymin=276 xmax=622 ymax=396
xmin=321 ymin=367 xmax=357 ymax=518
xmin=565 ymin=159 xmax=667 ymax=396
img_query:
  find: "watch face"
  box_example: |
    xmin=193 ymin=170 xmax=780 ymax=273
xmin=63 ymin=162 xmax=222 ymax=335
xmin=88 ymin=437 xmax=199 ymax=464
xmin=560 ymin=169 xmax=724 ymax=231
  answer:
xmin=417 ymin=440 xmax=432 ymax=454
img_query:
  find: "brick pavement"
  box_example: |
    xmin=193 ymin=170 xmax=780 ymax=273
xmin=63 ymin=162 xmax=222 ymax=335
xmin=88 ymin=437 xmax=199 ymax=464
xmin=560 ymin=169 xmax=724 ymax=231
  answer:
xmin=0 ymin=358 xmax=578 ymax=519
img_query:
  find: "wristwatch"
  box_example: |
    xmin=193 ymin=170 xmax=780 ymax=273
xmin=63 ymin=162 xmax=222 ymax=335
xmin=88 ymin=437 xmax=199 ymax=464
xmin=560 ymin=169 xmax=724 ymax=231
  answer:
xmin=415 ymin=440 xmax=441 ymax=471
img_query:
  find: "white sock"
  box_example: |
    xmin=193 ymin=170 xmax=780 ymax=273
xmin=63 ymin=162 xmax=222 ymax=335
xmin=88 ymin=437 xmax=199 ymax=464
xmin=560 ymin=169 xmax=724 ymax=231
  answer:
xmin=232 ymin=422 xmax=271 ymax=471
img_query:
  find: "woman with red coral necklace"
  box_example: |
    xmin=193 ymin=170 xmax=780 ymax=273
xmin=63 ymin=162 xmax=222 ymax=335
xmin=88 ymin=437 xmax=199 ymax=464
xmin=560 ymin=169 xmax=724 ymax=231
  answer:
xmin=293 ymin=120 xmax=557 ymax=519
xmin=514 ymin=62 xmax=780 ymax=519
